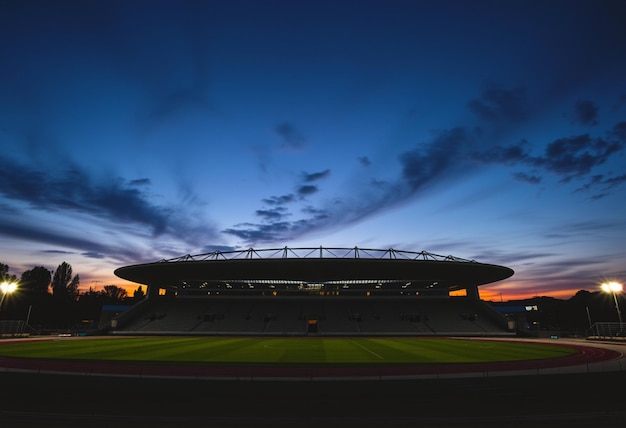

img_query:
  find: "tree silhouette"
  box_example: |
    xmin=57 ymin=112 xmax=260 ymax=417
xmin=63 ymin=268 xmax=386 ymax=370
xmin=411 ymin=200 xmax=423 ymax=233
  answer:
xmin=102 ymin=285 xmax=127 ymax=301
xmin=133 ymin=286 xmax=145 ymax=299
xmin=51 ymin=262 xmax=80 ymax=302
xmin=0 ymin=262 xmax=18 ymax=284
xmin=20 ymin=266 xmax=52 ymax=298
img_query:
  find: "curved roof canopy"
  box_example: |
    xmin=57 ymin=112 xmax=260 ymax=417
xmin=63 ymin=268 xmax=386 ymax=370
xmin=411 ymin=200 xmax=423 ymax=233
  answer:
xmin=114 ymin=247 xmax=514 ymax=291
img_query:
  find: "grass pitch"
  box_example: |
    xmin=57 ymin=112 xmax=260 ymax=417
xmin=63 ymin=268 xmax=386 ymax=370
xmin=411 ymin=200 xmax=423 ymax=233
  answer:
xmin=0 ymin=336 xmax=577 ymax=366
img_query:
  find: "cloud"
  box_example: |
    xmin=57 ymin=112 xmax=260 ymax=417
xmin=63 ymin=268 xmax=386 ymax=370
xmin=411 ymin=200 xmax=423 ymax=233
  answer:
xmin=574 ymin=173 xmax=626 ymax=196
xmin=262 ymin=170 xmax=329 ymax=209
xmin=220 ymin=107 xmax=520 ymax=246
xmin=296 ymin=184 xmax=319 ymax=197
xmin=223 ymin=205 xmax=334 ymax=244
xmin=601 ymin=174 xmax=626 ymax=188
xmin=222 ymin=221 xmax=293 ymax=243
xmin=0 ymin=155 xmax=219 ymax=249
xmin=129 ymin=178 xmax=152 ymax=186
xmin=512 ymin=172 xmax=541 ymax=184
xmin=260 ymin=170 xmax=330 ymax=209
xmin=275 ymin=122 xmax=307 ymax=150
xmin=302 ymin=169 xmax=330 ymax=182
xmin=224 ymin=90 xmax=626 ymax=247
xmin=197 ymin=245 xmax=238 ymax=254
xmin=235 ymin=169 xmax=332 ymax=242
xmin=470 ymin=249 xmax=556 ymax=266
xmin=255 ymin=207 xmax=290 ymax=222
xmin=0 ymin=209 xmax=182 ymax=266
xmin=0 ymin=221 xmax=110 ymax=256
xmin=533 ymin=135 xmax=592 ymax=175
xmin=82 ymin=251 xmax=106 ymax=259
xmin=399 ymin=127 xmax=475 ymax=191
xmin=611 ymin=121 xmax=626 ymax=141
xmin=42 ymin=250 xmax=75 ymax=255
xmin=468 ymin=84 xmax=529 ymax=124
xmin=535 ymin=134 xmax=622 ymax=178
xmin=224 ymin=170 xmax=337 ymax=244
xmin=251 ymin=144 xmax=273 ymax=173
xmin=138 ymin=86 xmax=214 ymax=130
xmin=573 ymin=100 xmax=598 ymax=126
xmin=262 ymin=194 xmax=296 ymax=205
xmin=472 ymin=122 xmax=625 ymax=187
xmin=612 ymin=95 xmax=626 ymax=112
xmin=471 ymin=139 xmax=531 ymax=165
xmin=301 ymin=205 xmax=328 ymax=216
xmin=513 ymin=255 xmax=618 ymax=287
xmin=544 ymin=219 xmax=620 ymax=237
xmin=358 ymin=156 xmax=371 ymax=167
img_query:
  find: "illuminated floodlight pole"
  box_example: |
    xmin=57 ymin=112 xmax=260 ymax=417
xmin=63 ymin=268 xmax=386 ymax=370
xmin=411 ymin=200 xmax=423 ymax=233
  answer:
xmin=0 ymin=281 xmax=18 ymax=315
xmin=601 ymin=281 xmax=623 ymax=324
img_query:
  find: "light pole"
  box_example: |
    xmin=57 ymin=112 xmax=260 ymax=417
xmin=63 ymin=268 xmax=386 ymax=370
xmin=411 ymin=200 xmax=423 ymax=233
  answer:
xmin=601 ymin=281 xmax=623 ymax=324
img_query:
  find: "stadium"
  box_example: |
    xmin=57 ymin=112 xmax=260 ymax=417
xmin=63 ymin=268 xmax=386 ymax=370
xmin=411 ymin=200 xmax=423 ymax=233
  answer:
xmin=1 ymin=246 xmax=625 ymax=427
xmin=109 ymin=246 xmax=516 ymax=336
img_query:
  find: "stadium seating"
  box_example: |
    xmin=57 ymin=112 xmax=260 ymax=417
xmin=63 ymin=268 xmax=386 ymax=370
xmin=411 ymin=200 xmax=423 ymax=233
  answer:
xmin=112 ymin=295 xmax=512 ymax=336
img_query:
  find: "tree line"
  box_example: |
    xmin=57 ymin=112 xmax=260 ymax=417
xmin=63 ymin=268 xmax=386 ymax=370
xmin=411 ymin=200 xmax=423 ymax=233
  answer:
xmin=0 ymin=261 xmax=143 ymax=333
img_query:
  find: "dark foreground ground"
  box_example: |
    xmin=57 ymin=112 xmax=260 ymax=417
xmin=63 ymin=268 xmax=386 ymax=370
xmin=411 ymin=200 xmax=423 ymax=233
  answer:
xmin=1 ymin=370 xmax=625 ymax=428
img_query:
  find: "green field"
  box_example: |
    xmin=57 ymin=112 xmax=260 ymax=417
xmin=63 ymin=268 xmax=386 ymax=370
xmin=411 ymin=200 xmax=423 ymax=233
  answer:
xmin=0 ymin=336 xmax=577 ymax=366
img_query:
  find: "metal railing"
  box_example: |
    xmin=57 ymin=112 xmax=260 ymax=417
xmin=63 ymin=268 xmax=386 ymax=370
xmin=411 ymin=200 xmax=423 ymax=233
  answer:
xmin=587 ymin=322 xmax=626 ymax=339
xmin=0 ymin=320 xmax=30 ymax=337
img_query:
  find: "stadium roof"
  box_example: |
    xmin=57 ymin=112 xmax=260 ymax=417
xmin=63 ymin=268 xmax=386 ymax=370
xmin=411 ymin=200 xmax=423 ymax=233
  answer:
xmin=114 ymin=247 xmax=514 ymax=291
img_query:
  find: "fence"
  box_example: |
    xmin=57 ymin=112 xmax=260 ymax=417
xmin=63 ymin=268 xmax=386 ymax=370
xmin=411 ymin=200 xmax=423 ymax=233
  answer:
xmin=587 ymin=322 xmax=626 ymax=340
xmin=0 ymin=320 xmax=28 ymax=337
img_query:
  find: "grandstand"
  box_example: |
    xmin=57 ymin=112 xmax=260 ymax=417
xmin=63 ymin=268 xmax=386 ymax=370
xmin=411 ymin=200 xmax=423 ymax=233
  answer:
xmin=112 ymin=246 xmax=515 ymax=336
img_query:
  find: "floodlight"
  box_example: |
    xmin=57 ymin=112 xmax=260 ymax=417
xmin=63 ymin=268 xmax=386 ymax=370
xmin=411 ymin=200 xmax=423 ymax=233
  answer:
xmin=600 ymin=281 xmax=623 ymax=324
xmin=0 ymin=281 xmax=18 ymax=314
xmin=0 ymin=281 xmax=18 ymax=294
xmin=601 ymin=281 xmax=623 ymax=294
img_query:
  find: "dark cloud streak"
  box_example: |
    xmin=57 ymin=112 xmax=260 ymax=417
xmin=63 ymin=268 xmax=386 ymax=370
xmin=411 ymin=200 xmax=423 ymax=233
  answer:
xmin=296 ymin=185 xmax=319 ymax=197
xmin=399 ymin=127 xmax=474 ymax=191
xmin=0 ymin=156 xmax=170 ymax=235
xmin=302 ymin=169 xmax=330 ymax=182
xmin=472 ymin=124 xmax=624 ymax=184
xmin=539 ymin=134 xmax=621 ymax=177
xmin=573 ymin=100 xmax=598 ymax=126
xmin=226 ymin=91 xmax=626 ymax=246
xmin=255 ymin=207 xmax=289 ymax=222
xmin=275 ymin=122 xmax=306 ymax=151
xmin=262 ymin=195 xmax=296 ymax=205
xmin=358 ymin=156 xmax=371 ymax=167
xmin=0 ymin=220 xmax=110 ymax=257
xmin=468 ymin=85 xmax=529 ymax=124
xmin=0 ymin=155 xmax=219 ymax=251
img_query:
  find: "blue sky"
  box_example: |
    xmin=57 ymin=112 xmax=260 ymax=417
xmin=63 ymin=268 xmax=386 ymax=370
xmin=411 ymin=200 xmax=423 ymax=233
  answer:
xmin=1 ymin=0 xmax=625 ymax=300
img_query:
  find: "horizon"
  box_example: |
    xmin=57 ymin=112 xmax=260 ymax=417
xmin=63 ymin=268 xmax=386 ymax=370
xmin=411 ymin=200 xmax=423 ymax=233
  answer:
xmin=1 ymin=1 xmax=625 ymax=302
xmin=1 ymin=252 xmax=610 ymax=303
